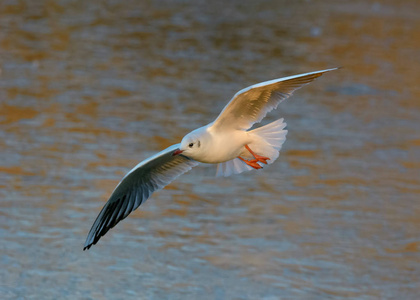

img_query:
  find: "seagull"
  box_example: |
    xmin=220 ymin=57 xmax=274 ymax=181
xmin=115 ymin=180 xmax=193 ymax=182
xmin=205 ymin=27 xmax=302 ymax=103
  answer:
xmin=83 ymin=68 xmax=337 ymax=250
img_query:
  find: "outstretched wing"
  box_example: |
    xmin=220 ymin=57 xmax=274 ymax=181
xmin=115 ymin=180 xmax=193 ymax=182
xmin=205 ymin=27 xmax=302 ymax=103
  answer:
xmin=84 ymin=144 xmax=198 ymax=250
xmin=211 ymin=68 xmax=338 ymax=131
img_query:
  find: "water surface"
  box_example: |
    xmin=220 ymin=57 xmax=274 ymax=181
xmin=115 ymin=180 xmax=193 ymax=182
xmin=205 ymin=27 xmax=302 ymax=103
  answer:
xmin=1 ymin=1 xmax=419 ymax=299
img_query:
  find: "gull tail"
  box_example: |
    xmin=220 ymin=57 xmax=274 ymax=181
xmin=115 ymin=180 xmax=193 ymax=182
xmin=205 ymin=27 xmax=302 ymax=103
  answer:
xmin=216 ymin=118 xmax=288 ymax=177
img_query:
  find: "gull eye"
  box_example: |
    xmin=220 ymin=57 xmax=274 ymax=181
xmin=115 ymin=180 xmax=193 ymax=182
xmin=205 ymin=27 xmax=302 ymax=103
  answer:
xmin=188 ymin=142 xmax=194 ymax=148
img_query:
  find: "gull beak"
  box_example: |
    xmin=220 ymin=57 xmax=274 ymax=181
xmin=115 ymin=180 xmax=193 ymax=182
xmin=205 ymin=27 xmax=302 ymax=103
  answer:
xmin=172 ymin=149 xmax=184 ymax=156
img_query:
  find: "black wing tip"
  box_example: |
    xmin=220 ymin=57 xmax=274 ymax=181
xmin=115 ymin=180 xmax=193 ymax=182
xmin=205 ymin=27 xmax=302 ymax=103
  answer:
xmin=83 ymin=244 xmax=94 ymax=251
xmin=83 ymin=236 xmax=101 ymax=250
xmin=83 ymin=230 xmax=107 ymax=250
xmin=83 ymin=239 xmax=94 ymax=250
xmin=83 ymin=217 xmax=119 ymax=251
xmin=82 ymin=196 xmax=123 ymax=251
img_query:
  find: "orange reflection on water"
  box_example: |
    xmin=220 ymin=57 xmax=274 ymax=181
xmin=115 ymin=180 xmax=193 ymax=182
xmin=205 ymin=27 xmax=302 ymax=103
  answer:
xmin=0 ymin=104 xmax=38 ymax=124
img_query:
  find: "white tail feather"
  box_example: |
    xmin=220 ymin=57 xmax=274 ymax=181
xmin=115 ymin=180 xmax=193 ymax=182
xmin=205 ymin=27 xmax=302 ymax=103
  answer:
xmin=216 ymin=157 xmax=253 ymax=177
xmin=216 ymin=119 xmax=287 ymax=177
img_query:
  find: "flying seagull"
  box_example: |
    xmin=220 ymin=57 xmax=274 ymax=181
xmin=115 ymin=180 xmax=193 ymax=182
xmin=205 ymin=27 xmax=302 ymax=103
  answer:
xmin=84 ymin=68 xmax=337 ymax=250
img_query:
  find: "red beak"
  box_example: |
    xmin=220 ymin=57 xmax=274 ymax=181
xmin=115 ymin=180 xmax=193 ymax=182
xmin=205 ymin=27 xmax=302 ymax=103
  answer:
xmin=172 ymin=149 xmax=184 ymax=156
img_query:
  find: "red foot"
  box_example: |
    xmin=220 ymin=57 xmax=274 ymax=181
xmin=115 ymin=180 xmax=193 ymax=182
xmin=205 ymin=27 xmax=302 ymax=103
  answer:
xmin=238 ymin=157 xmax=263 ymax=169
xmin=244 ymin=145 xmax=270 ymax=165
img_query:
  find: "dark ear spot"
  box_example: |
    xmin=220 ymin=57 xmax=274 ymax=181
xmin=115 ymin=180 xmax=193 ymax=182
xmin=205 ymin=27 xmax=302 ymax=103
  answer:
xmin=197 ymin=140 xmax=201 ymax=147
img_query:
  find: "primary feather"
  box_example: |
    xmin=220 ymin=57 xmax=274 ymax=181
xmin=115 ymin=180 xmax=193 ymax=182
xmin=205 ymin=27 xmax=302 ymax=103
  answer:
xmin=83 ymin=144 xmax=198 ymax=250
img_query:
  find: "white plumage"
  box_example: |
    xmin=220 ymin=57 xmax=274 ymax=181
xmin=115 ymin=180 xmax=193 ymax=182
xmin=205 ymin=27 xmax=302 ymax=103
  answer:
xmin=84 ymin=68 xmax=337 ymax=250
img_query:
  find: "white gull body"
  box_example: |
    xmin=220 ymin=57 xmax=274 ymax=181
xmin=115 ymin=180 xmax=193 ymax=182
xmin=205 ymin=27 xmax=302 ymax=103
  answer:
xmin=84 ymin=68 xmax=337 ymax=250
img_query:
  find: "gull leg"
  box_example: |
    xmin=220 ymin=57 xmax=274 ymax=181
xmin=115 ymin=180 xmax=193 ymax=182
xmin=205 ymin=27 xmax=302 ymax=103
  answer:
xmin=245 ymin=144 xmax=270 ymax=165
xmin=238 ymin=156 xmax=262 ymax=169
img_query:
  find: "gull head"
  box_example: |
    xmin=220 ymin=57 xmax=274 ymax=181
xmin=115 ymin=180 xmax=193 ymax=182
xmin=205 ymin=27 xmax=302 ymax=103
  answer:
xmin=173 ymin=127 xmax=208 ymax=160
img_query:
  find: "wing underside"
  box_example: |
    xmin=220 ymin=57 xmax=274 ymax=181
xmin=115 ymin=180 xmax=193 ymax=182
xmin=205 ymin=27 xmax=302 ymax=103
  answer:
xmin=84 ymin=144 xmax=198 ymax=250
xmin=212 ymin=68 xmax=338 ymax=131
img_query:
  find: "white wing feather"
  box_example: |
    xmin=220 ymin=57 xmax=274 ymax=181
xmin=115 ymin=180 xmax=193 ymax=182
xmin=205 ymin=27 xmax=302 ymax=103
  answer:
xmin=84 ymin=144 xmax=198 ymax=250
xmin=212 ymin=68 xmax=338 ymax=131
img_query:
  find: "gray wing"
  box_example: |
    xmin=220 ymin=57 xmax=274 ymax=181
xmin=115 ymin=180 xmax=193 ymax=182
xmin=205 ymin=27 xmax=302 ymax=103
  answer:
xmin=211 ymin=68 xmax=338 ymax=131
xmin=83 ymin=144 xmax=198 ymax=250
